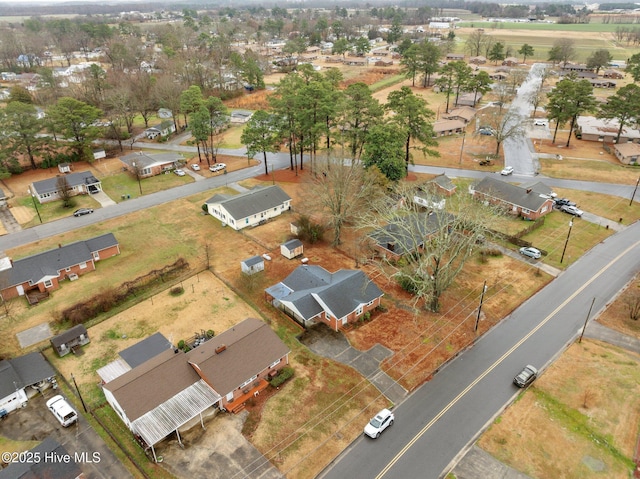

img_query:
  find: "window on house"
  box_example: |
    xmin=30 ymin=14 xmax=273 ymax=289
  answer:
xmin=142 ymin=167 xmax=151 ymax=176
xmin=356 ymin=305 xmax=363 ymax=315
xmin=79 ymin=262 xmax=87 ymax=269
xmin=44 ymin=279 xmax=53 ymax=288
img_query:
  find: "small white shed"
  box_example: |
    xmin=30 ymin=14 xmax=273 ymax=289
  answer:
xmin=241 ymin=255 xmax=264 ymax=275
xmin=281 ymin=239 xmax=304 ymax=259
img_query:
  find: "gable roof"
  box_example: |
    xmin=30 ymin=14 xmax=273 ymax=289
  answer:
xmin=242 ymin=255 xmax=263 ymax=267
xmin=31 ymin=171 xmax=100 ymax=196
xmin=577 ymin=116 xmax=640 ymax=140
xmin=50 ymin=324 xmax=87 ymax=349
xmin=0 ymin=436 xmax=81 ymax=479
xmin=0 ymin=352 xmax=55 ymax=399
xmin=187 ymin=318 xmax=289 ymax=396
xmin=430 ymin=174 xmax=455 ymax=192
xmin=120 ymin=152 xmax=183 ymax=170
xmin=206 ymin=185 xmax=291 ymax=220
xmin=614 ymin=142 xmax=640 ymax=157
xmin=442 ymin=106 xmax=476 ymax=122
xmin=282 ymin=239 xmax=303 ymax=250
xmin=119 ymin=332 xmax=173 ymax=369
xmin=0 ymin=233 xmax=118 ymax=289
xmin=369 ymin=212 xmax=454 ymax=256
xmin=473 ymin=176 xmax=550 ymax=211
xmin=266 ymin=266 xmax=383 ymax=321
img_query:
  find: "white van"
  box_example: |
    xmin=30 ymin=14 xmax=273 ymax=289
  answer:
xmin=46 ymin=395 xmax=78 ymax=427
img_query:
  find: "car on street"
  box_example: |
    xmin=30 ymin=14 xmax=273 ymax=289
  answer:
xmin=191 ymin=164 xmax=201 ymax=171
xmin=364 ymin=408 xmax=394 ymax=438
xmin=560 ymin=205 xmax=583 ymax=217
xmin=533 ymin=118 xmax=549 ymax=127
xmin=500 ymin=166 xmax=514 ymax=176
xmin=73 ymin=208 xmax=93 ymax=217
xmin=519 ymin=247 xmax=542 ymax=259
xmin=46 ymin=395 xmax=78 ymax=427
xmin=210 ymin=163 xmax=226 ymax=172
xmin=513 ymin=365 xmax=538 ymax=388
xmin=174 ymin=169 xmax=186 ymax=176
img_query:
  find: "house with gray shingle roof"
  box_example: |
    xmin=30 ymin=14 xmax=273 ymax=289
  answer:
xmin=205 ymin=185 xmax=291 ymax=230
xmin=0 ymin=436 xmax=82 ymax=479
xmin=0 ymin=233 xmax=120 ymax=300
xmin=265 ymin=265 xmax=383 ymax=331
xmin=369 ymin=212 xmax=455 ymax=260
xmin=0 ymin=352 xmax=56 ymax=414
xmin=30 ymin=171 xmax=101 ymax=204
xmin=120 ymin=152 xmax=184 ymax=178
xmin=102 ymin=318 xmax=289 ymax=461
xmin=471 ymin=176 xmax=553 ymax=220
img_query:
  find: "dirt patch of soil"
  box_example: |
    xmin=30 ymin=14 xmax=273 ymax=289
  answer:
xmin=478 ymin=340 xmax=640 ymax=479
xmin=49 ymin=270 xmax=257 ymax=389
xmin=597 ymin=273 xmax=640 ymax=339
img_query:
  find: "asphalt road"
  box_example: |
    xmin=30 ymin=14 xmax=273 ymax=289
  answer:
xmin=503 ymin=63 xmax=546 ymax=176
xmin=321 ymin=218 xmax=640 ymax=479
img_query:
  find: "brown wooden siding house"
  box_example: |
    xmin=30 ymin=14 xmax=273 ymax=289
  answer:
xmin=50 ymin=324 xmax=90 ymax=357
xmin=265 ymin=265 xmax=383 ymax=331
xmin=471 ymin=176 xmax=553 ymax=220
xmin=102 ymin=318 xmax=289 ymax=462
xmin=441 ymin=106 xmax=476 ymax=124
xmin=0 ymin=233 xmax=120 ymax=302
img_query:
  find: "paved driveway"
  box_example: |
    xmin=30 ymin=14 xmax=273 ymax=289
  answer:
xmin=2 ymin=391 xmax=132 ymax=479
xmin=298 ymin=324 xmax=407 ymax=405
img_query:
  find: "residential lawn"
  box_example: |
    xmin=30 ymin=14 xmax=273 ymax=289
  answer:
xmin=369 ymin=73 xmax=405 ymax=92
xmin=100 ymin=170 xmax=193 ymax=202
xmin=518 ymin=210 xmax=613 ymax=268
xmin=551 ymin=187 xmax=640 ymax=224
xmin=539 ymin=158 xmax=640 ymax=185
xmin=219 ymin=124 xmax=246 ymax=149
xmin=478 ymin=340 xmax=640 ymax=479
xmin=17 ymin=194 xmax=99 ymax=228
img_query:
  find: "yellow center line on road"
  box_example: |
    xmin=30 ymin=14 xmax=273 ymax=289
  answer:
xmin=375 ymin=239 xmax=640 ymax=479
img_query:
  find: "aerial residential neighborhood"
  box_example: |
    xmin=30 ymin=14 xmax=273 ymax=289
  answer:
xmin=0 ymin=1 xmax=639 ymax=479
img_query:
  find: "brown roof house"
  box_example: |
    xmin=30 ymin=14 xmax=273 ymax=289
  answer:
xmin=433 ymin=119 xmax=465 ymax=137
xmin=614 ymin=143 xmax=640 ymax=165
xmin=471 ymin=176 xmax=554 ymax=220
xmin=265 ymin=265 xmax=383 ymax=331
xmin=441 ymin=106 xmax=476 ymax=124
xmin=102 ymin=318 xmax=289 ymax=462
xmin=0 ymin=233 xmax=120 ymax=301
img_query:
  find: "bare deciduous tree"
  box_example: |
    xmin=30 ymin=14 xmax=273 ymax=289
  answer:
xmin=359 ymin=182 xmax=499 ymax=312
xmin=626 ymin=288 xmax=640 ymax=321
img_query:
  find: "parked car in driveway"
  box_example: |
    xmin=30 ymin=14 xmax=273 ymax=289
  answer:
xmin=210 ymin=163 xmax=226 ymax=172
xmin=364 ymin=408 xmax=394 ymax=438
xmin=191 ymin=164 xmax=201 ymax=171
xmin=519 ymin=247 xmax=542 ymax=259
xmin=500 ymin=166 xmax=514 ymax=176
xmin=174 ymin=169 xmax=186 ymax=176
xmin=533 ymin=118 xmax=549 ymax=127
xmin=560 ymin=205 xmax=583 ymax=217
xmin=514 ymin=365 xmax=538 ymax=388
xmin=478 ymin=128 xmax=494 ymax=136
xmin=46 ymin=395 xmax=78 ymax=427
xmin=73 ymin=208 xmax=93 ymax=217
xmin=554 ymin=198 xmax=576 ymax=207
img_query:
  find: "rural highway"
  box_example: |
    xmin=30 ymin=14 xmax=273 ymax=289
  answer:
xmin=321 ymin=218 xmax=640 ymax=479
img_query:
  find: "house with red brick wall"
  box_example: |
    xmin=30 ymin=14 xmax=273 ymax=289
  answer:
xmin=120 ymin=152 xmax=184 ymax=178
xmin=265 ymin=265 xmax=383 ymax=331
xmin=101 ymin=318 xmax=289 ymax=462
xmin=0 ymin=233 xmax=120 ymax=300
xmin=471 ymin=177 xmax=553 ymax=220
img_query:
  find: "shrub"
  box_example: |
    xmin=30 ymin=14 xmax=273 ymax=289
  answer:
xmin=206 ymin=329 xmax=215 ymax=338
xmin=178 ymin=339 xmax=185 ymax=349
xmin=270 ymin=367 xmax=294 ymax=387
xmin=170 ymin=286 xmax=184 ymax=296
